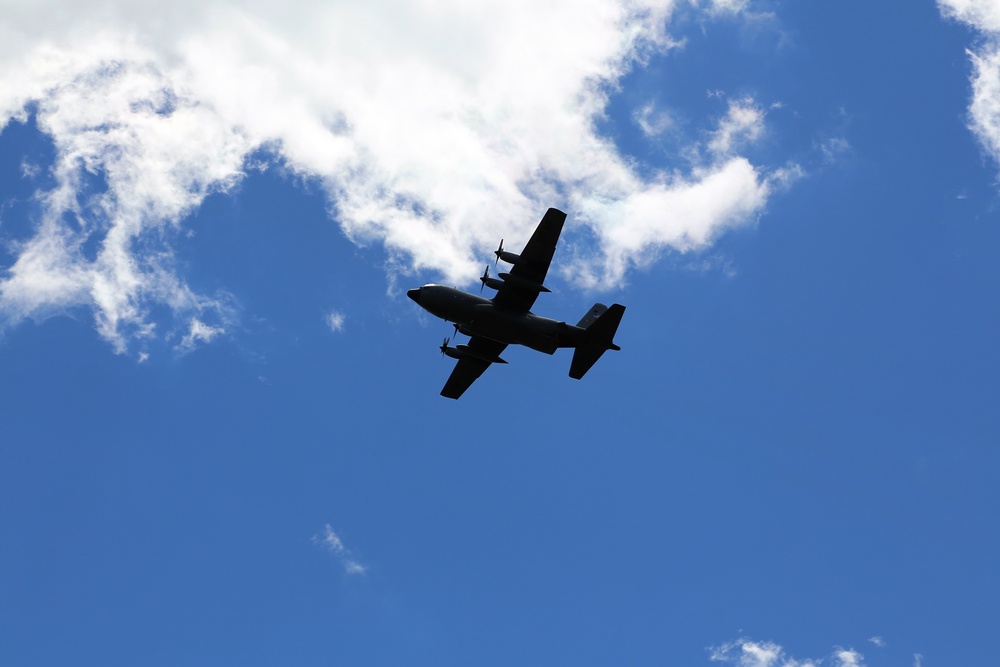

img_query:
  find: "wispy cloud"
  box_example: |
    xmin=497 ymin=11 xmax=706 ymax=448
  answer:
xmin=325 ymin=310 xmax=345 ymax=333
xmin=818 ymin=135 xmax=852 ymax=165
xmin=313 ymin=523 xmax=366 ymax=576
xmin=939 ymin=0 xmax=1000 ymax=173
xmin=710 ymin=636 xmax=938 ymax=667
xmin=710 ymin=638 xmax=795 ymax=667
xmin=707 ymin=97 xmax=767 ymax=157
xmin=19 ymin=159 xmax=40 ymax=180
xmin=833 ymin=648 xmax=865 ymax=667
xmin=709 ymin=637 xmax=868 ymax=667
xmin=705 ymin=0 xmax=751 ymax=16
xmin=175 ymin=318 xmax=226 ymax=354
xmin=0 ymin=0 xmax=795 ymax=351
xmin=634 ymin=102 xmax=677 ymax=137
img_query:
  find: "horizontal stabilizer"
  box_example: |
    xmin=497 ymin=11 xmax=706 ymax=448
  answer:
xmin=569 ymin=304 xmax=625 ymax=380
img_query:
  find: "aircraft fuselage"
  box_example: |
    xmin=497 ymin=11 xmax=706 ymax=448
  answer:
xmin=407 ymin=284 xmax=584 ymax=354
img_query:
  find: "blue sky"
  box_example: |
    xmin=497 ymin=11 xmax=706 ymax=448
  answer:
xmin=1 ymin=1 xmax=999 ymax=665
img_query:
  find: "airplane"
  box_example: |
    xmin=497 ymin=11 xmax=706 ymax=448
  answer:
xmin=407 ymin=207 xmax=626 ymax=399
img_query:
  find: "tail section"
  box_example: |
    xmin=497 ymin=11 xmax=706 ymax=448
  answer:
xmin=569 ymin=304 xmax=625 ymax=380
xmin=576 ymin=303 xmax=608 ymax=329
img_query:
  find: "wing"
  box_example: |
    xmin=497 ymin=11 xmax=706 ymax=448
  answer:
xmin=492 ymin=208 xmax=566 ymax=313
xmin=440 ymin=336 xmax=509 ymax=400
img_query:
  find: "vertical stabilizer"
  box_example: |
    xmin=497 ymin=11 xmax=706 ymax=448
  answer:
xmin=569 ymin=304 xmax=625 ymax=380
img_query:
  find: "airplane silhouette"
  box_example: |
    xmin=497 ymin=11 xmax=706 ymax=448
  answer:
xmin=407 ymin=208 xmax=625 ymax=399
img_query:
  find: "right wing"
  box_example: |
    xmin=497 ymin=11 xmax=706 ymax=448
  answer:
xmin=440 ymin=335 xmax=509 ymax=400
xmin=491 ymin=208 xmax=567 ymax=313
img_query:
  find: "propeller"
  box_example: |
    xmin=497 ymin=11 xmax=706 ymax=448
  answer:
xmin=453 ymin=322 xmax=461 ymax=337
xmin=493 ymin=239 xmax=504 ymax=266
xmin=440 ymin=337 xmax=451 ymax=355
xmin=480 ymin=265 xmax=490 ymax=293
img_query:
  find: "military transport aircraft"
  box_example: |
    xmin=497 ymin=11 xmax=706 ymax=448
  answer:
xmin=407 ymin=207 xmax=626 ymax=399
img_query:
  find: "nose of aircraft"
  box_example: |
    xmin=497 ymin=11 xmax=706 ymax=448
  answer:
xmin=406 ymin=288 xmax=421 ymax=303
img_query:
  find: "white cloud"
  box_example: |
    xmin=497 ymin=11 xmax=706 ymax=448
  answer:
xmin=832 ymin=648 xmax=865 ymax=667
xmin=176 ymin=317 xmax=225 ymax=354
xmin=325 ymin=310 xmax=345 ymax=333
xmin=19 ymin=159 xmax=40 ymax=179
xmin=768 ymin=161 xmax=806 ymax=191
xmin=0 ymin=0 xmax=790 ymax=351
xmin=313 ymin=523 xmax=366 ymax=576
xmin=734 ymin=640 xmax=784 ymax=667
xmin=572 ymin=153 xmax=773 ymax=288
xmin=940 ymin=0 xmax=1000 ymax=32
xmin=710 ymin=639 xmax=789 ymax=667
xmin=868 ymin=636 xmax=886 ymax=648
xmin=708 ymin=98 xmax=767 ymax=157
xmin=939 ymin=0 xmax=1000 ymax=172
xmin=705 ymin=0 xmax=751 ymax=17
xmin=342 ymin=560 xmax=367 ymax=576
xmin=818 ymin=136 xmax=852 ymax=165
xmin=965 ymin=44 xmax=1000 ymax=161
xmin=710 ymin=638 xmax=871 ymax=667
xmin=634 ymin=102 xmax=677 ymax=137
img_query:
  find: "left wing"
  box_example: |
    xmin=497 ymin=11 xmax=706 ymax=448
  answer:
xmin=440 ymin=335 xmax=509 ymax=399
xmin=491 ymin=208 xmax=566 ymax=313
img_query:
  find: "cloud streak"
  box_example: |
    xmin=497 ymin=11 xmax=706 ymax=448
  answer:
xmin=0 ymin=0 xmax=786 ymax=351
xmin=313 ymin=523 xmax=366 ymax=576
xmin=709 ymin=638 xmax=866 ymax=667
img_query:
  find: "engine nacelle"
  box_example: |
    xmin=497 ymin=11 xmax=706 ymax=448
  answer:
xmin=442 ymin=345 xmax=508 ymax=364
xmin=498 ymin=272 xmax=550 ymax=293
xmin=497 ymin=251 xmax=522 ymax=265
xmin=480 ymin=276 xmax=506 ymax=291
xmin=493 ymin=239 xmax=522 ymax=266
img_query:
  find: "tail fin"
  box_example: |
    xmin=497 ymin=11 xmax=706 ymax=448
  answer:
xmin=576 ymin=303 xmax=608 ymax=329
xmin=569 ymin=304 xmax=625 ymax=380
